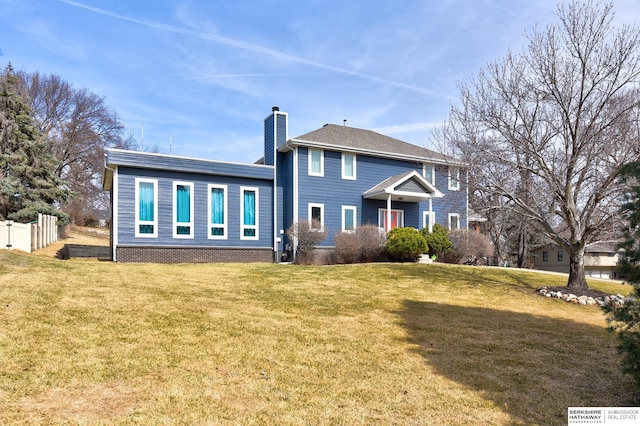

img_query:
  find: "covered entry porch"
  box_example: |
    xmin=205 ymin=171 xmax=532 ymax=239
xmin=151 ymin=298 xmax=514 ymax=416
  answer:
xmin=363 ymin=170 xmax=443 ymax=232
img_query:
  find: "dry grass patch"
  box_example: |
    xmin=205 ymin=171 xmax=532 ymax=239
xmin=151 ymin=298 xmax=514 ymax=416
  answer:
xmin=0 ymin=249 xmax=636 ymax=425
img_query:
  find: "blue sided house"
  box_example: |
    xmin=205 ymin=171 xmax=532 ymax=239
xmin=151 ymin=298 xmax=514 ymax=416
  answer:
xmin=102 ymin=107 xmax=468 ymax=263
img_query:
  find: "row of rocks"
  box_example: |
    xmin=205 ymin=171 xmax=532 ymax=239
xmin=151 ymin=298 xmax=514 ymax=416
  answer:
xmin=536 ymin=286 xmax=632 ymax=307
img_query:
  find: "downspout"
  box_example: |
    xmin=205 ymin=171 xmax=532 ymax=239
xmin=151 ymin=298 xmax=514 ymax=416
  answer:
xmin=273 ymin=120 xmax=278 ymax=263
xmin=292 ymin=146 xmax=299 ymax=260
xmin=273 ymin=168 xmax=278 ymax=262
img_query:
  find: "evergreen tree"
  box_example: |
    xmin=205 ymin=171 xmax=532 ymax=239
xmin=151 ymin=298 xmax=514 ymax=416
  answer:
xmin=604 ymin=161 xmax=640 ymax=389
xmin=0 ymin=64 xmax=70 ymax=223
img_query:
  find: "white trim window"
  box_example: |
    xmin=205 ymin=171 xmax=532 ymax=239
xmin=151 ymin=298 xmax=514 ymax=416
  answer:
xmin=448 ymin=213 xmax=460 ymax=231
xmin=241 ymin=187 xmax=259 ymax=240
xmin=378 ymin=208 xmax=404 ymax=232
xmin=208 ymin=184 xmax=227 ymax=239
xmin=173 ymin=181 xmax=194 ymax=238
xmin=342 ymin=205 xmax=357 ymax=232
xmin=342 ymin=152 xmax=356 ymax=180
xmin=308 ymin=148 xmax=324 ymax=176
xmin=448 ymin=167 xmax=460 ymax=191
xmin=135 ymin=178 xmax=158 ymax=238
xmin=309 ymin=203 xmax=324 ymax=231
xmin=423 ymin=163 xmax=435 ymax=185
xmin=423 ymin=211 xmax=435 ymax=230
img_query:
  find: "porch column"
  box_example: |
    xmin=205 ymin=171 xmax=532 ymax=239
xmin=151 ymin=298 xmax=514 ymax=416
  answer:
xmin=428 ymin=199 xmax=433 ymax=233
xmin=386 ymin=193 xmax=392 ymax=232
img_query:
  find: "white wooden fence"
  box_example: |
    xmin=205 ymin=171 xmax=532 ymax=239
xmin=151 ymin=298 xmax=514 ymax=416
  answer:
xmin=0 ymin=214 xmax=58 ymax=253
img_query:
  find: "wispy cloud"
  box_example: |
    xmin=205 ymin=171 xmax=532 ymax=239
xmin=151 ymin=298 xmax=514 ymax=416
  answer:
xmin=478 ymin=0 xmax=520 ymax=18
xmin=181 ymin=72 xmax=320 ymax=81
xmin=57 ymin=0 xmax=452 ymax=99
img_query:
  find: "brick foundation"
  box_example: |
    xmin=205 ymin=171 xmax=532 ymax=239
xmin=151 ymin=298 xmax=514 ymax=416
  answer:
xmin=116 ymin=246 xmax=274 ymax=263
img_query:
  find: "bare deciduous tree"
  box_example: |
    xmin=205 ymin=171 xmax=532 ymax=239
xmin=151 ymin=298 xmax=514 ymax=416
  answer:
xmin=18 ymin=71 xmax=131 ymax=223
xmin=439 ymin=1 xmax=640 ymax=288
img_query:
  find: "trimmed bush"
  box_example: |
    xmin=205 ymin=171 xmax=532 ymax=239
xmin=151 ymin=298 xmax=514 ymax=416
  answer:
xmin=420 ymin=223 xmax=452 ymax=257
xmin=334 ymin=231 xmax=360 ymax=264
xmin=385 ymin=227 xmax=427 ymax=262
xmin=334 ymin=225 xmax=387 ymax=264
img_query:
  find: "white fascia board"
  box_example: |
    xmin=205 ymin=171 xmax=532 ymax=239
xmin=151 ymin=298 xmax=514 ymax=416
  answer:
xmin=282 ymin=139 xmax=467 ymax=167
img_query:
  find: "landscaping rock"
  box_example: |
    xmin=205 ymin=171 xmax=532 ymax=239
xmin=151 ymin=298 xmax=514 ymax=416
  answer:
xmin=536 ymin=286 xmax=633 ymax=308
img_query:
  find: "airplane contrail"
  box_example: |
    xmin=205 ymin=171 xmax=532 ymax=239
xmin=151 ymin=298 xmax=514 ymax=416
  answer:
xmin=57 ymin=0 xmax=452 ymax=99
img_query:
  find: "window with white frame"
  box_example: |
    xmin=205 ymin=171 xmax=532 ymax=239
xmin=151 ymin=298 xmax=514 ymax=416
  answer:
xmin=308 ymin=148 xmax=324 ymax=176
xmin=173 ymin=181 xmax=194 ymax=238
xmin=309 ymin=203 xmax=324 ymax=230
xmin=208 ymin=184 xmax=227 ymax=239
xmin=378 ymin=209 xmax=404 ymax=232
xmin=423 ymin=163 xmax=435 ymax=185
xmin=423 ymin=211 xmax=435 ymax=230
xmin=135 ymin=178 xmax=158 ymax=238
xmin=448 ymin=213 xmax=460 ymax=230
xmin=342 ymin=153 xmax=356 ymax=180
xmin=448 ymin=167 xmax=460 ymax=191
xmin=342 ymin=206 xmax=357 ymax=232
xmin=241 ymin=187 xmax=259 ymax=239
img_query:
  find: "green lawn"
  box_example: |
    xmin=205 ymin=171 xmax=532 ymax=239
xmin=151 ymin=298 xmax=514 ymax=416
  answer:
xmin=0 ymin=244 xmax=636 ymax=425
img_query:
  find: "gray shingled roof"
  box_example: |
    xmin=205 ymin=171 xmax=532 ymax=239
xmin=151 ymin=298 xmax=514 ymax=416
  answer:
xmin=287 ymin=124 xmax=458 ymax=164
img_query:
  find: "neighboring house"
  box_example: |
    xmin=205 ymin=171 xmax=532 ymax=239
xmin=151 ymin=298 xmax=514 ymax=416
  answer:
xmin=91 ymin=209 xmax=110 ymax=227
xmin=531 ymin=243 xmax=622 ymax=280
xmin=468 ymin=209 xmax=488 ymax=233
xmin=102 ymin=107 xmax=468 ymax=263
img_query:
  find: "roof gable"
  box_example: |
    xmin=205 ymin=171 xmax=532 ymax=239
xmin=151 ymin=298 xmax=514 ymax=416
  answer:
xmin=363 ymin=170 xmax=444 ymax=202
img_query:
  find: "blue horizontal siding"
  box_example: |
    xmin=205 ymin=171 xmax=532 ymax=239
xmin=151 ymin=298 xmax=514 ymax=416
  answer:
xmin=276 ymin=114 xmax=287 ymax=146
xmin=116 ymin=167 xmax=273 ymax=248
xmin=264 ymin=115 xmax=275 ymax=166
xmin=295 ymin=147 xmax=467 ymax=245
xmin=423 ymin=164 xmax=467 ymax=228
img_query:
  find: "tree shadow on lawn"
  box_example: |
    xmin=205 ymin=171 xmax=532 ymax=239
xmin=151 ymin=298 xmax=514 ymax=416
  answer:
xmin=388 ymin=264 xmax=549 ymax=300
xmin=396 ymin=300 xmax=637 ymax=425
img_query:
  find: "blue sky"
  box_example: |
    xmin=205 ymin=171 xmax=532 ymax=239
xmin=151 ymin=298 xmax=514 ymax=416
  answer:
xmin=2 ymin=0 xmax=639 ymax=163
